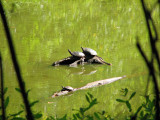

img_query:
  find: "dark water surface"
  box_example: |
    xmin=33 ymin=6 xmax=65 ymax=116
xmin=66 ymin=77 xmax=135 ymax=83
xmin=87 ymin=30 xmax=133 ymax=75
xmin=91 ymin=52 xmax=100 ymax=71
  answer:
xmin=0 ymin=0 xmax=159 ymax=118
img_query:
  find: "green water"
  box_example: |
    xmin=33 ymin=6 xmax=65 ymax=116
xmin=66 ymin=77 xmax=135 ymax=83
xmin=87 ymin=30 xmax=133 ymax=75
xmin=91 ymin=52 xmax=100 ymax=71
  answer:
xmin=0 ymin=0 xmax=159 ymax=119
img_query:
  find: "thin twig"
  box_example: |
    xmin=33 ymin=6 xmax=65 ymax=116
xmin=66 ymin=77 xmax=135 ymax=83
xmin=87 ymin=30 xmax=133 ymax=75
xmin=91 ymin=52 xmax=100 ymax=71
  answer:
xmin=145 ymin=75 xmax=151 ymax=96
xmin=140 ymin=1 xmax=160 ymax=118
xmin=137 ymin=40 xmax=159 ymax=119
xmin=141 ymin=0 xmax=160 ymax=71
xmin=0 ymin=53 xmax=5 ymax=120
xmin=0 ymin=2 xmax=34 ymax=120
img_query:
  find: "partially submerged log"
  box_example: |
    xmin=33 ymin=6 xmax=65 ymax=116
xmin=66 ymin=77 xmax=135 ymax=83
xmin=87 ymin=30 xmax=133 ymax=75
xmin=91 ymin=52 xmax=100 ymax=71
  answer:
xmin=52 ymin=76 xmax=126 ymax=98
xmin=52 ymin=49 xmax=112 ymax=66
xmin=52 ymin=56 xmax=83 ymax=66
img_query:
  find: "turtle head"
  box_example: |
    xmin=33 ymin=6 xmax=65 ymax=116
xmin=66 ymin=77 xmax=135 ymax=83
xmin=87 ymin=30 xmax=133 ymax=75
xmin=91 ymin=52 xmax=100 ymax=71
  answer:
xmin=81 ymin=47 xmax=84 ymax=52
xmin=68 ymin=49 xmax=73 ymax=56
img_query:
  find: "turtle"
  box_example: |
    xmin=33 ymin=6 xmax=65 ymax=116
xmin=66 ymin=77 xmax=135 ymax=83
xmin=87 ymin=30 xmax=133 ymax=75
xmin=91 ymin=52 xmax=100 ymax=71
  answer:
xmin=68 ymin=49 xmax=85 ymax=65
xmin=68 ymin=49 xmax=85 ymax=58
xmin=81 ymin=47 xmax=112 ymax=65
xmin=81 ymin=47 xmax=97 ymax=57
xmin=61 ymin=86 xmax=74 ymax=92
xmin=52 ymin=50 xmax=85 ymax=66
xmin=81 ymin=47 xmax=98 ymax=60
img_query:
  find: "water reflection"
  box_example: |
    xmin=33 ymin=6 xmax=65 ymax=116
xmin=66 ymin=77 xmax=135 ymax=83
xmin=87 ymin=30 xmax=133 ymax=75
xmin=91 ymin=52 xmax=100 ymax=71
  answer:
xmin=67 ymin=65 xmax=98 ymax=76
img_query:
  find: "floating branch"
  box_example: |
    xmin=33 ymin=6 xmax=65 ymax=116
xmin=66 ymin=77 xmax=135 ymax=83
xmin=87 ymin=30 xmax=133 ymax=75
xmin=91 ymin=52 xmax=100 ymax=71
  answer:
xmin=52 ymin=76 xmax=126 ymax=98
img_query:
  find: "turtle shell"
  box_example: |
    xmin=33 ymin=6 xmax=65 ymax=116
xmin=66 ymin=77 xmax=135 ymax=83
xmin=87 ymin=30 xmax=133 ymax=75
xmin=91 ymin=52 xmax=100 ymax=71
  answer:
xmin=68 ymin=49 xmax=85 ymax=57
xmin=81 ymin=47 xmax=97 ymax=56
xmin=61 ymin=86 xmax=74 ymax=91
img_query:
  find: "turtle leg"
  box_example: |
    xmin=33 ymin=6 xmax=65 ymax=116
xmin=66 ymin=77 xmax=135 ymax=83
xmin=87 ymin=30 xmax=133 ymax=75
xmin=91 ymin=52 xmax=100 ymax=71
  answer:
xmin=69 ymin=58 xmax=84 ymax=67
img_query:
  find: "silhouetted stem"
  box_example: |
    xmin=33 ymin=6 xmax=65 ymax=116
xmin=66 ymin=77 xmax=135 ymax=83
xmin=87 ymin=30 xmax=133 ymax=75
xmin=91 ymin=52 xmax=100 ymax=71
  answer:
xmin=145 ymin=75 xmax=151 ymax=96
xmin=140 ymin=0 xmax=160 ymax=119
xmin=0 ymin=2 xmax=34 ymax=120
xmin=141 ymin=0 xmax=160 ymax=71
xmin=137 ymin=41 xmax=159 ymax=119
xmin=0 ymin=53 xmax=5 ymax=120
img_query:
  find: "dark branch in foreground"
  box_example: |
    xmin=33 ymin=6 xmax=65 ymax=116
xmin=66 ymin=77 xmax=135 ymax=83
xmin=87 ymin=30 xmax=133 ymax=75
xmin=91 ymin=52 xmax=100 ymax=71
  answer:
xmin=0 ymin=53 xmax=6 ymax=120
xmin=0 ymin=2 xmax=34 ymax=120
xmin=137 ymin=0 xmax=160 ymax=119
xmin=141 ymin=0 xmax=160 ymax=71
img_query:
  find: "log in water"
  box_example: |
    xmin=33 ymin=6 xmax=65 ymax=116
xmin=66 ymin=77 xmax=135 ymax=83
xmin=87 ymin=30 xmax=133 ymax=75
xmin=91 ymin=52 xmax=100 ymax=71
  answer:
xmin=52 ymin=76 xmax=126 ymax=98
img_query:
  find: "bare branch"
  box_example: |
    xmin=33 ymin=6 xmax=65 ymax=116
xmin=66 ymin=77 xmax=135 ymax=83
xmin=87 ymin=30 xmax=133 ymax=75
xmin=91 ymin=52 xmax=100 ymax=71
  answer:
xmin=0 ymin=2 xmax=34 ymax=120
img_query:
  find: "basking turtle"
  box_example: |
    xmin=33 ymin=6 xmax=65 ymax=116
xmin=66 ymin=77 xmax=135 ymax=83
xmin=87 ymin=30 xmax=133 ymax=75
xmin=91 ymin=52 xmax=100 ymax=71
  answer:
xmin=81 ymin=47 xmax=97 ymax=57
xmin=68 ymin=49 xmax=85 ymax=66
xmin=68 ymin=49 xmax=85 ymax=59
xmin=81 ymin=47 xmax=111 ymax=65
xmin=61 ymin=86 xmax=74 ymax=92
xmin=52 ymin=49 xmax=85 ymax=66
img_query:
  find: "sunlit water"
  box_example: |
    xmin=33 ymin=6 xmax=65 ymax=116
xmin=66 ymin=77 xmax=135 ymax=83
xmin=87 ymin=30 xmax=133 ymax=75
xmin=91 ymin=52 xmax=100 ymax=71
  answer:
xmin=0 ymin=0 xmax=159 ymax=119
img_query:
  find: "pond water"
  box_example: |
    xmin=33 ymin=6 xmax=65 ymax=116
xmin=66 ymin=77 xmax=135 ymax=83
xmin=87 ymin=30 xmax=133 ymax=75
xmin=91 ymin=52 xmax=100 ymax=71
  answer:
xmin=0 ymin=0 xmax=159 ymax=119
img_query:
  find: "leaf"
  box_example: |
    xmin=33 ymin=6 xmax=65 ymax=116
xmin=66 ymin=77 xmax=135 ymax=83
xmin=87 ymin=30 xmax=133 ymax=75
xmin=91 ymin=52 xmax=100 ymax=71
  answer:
xmin=30 ymin=100 xmax=39 ymax=107
xmin=72 ymin=108 xmax=79 ymax=112
xmin=145 ymin=95 xmax=149 ymax=104
xmin=73 ymin=114 xmax=77 ymax=120
xmin=129 ymin=92 xmax=136 ymax=100
xmin=15 ymin=88 xmax=21 ymax=93
xmin=90 ymin=99 xmax=98 ymax=108
xmin=101 ymin=110 xmax=105 ymax=115
xmin=94 ymin=112 xmax=100 ymax=119
xmin=20 ymin=104 xmax=24 ymax=109
xmin=121 ymin=88 xmax=128 ymax=96
xmin=116 ymin=99 xmax=126 ymax=103
xmin=124 ymin=88 xmax=128 ymax=96
xmin=4 ymin=96 xmax=9 ymax=109
xmin=59 ymin=114 xmax=67 ymax=120
xmin=26 ymin=89 xmax=31 ymax=97
xmin=87 ymin=93 xmax=93 ymax=99
xmin=140 ymin=111 xmax=144 ymax=117
xmin=3 ymin=88 xmax=8 ymax=94
xmin=10 ymin=110 xmax=24 ymax=117
xmin=79 ymin=108 xmax=85 ymax=115
xmin=85 ymin=94 xmax=90 ymax=103
xmin=47 ymin=116 xmax=55 ymax=120
xmin=34 ymin=113 xmax=42 ymax=119
xmin=86 ymin=115 xmax=93 ymax=120
xmin=135 ymin=106 xmax=142 ymax=116
xmin=126 ymin=101 xmax=132 ymax=112
xmin=149 ymin=99 xmax=155 ymax=109
xmin=75 ymin=113 xmax=81 ymax=119
xmin=11 ymin=117 xmax=25 ymax=120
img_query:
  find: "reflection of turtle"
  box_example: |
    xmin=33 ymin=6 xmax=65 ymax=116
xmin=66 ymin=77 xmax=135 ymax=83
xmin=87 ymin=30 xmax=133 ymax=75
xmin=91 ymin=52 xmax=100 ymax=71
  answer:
xmin=61 ymin=86 xmax=74 ymax=92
